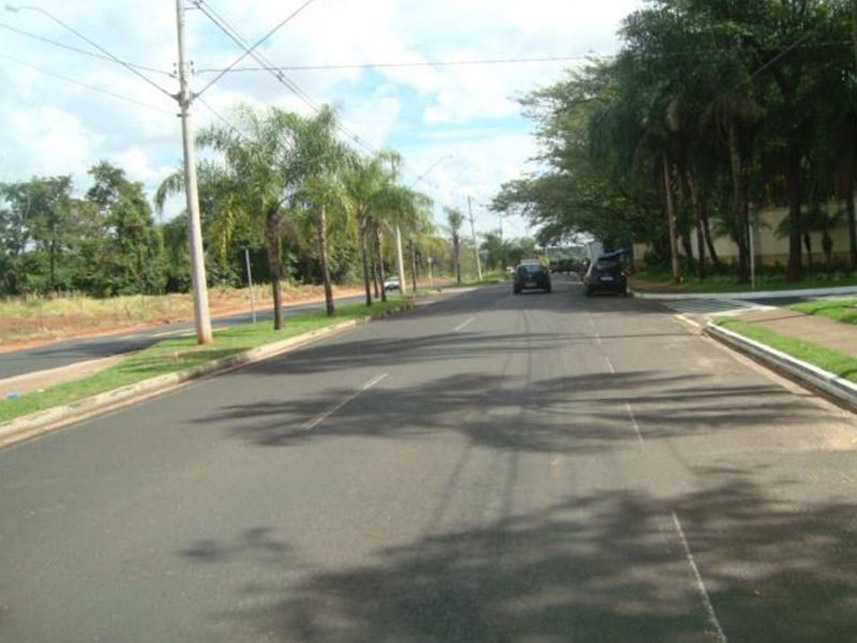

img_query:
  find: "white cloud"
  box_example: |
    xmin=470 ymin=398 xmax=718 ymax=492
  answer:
xmin=1 ymin=0 xmax=646 ymax=229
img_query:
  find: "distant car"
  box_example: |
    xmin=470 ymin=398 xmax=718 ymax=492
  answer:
xmin=583 ymin=256 xmax=627 ymax=296
xmin=383 ymin=277 xmax=400 ymax=292
xmin=513 ymin=262 xmax=551 ymax=294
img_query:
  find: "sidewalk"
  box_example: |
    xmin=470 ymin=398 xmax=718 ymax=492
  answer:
xmin=705 ymin=303 xmax=857 ymax=412
xmin=734 ymin=308 xmax=857 ymax=359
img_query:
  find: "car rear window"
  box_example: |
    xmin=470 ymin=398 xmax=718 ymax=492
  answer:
xmin=518 ymin=264 xmax=543 ymax=275
xmin=595 ymin=259 xmax=620 ymax=271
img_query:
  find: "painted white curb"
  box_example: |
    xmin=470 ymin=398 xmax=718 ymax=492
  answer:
xmin=634 ymin=285 xmax=857 ymax=301
xmin=705 ymin=322 xmax=857 ymax=412
xmin=0 ymin=310 xmax=407 ymax=449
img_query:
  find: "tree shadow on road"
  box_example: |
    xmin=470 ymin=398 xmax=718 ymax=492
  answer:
xmin=195 ymin=369 xmax=819 ymax=455
xmin=178 ymin=469 xmax=857 ymax=642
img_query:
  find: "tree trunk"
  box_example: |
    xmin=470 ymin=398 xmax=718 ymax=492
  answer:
xmin=374 ymin=224 xmax=386 ymax=303
xmin=700 ymin=195 xmax=721 ymax=269
xmin=823 ymin=230 xmax=834 ymax=273
xmin=453 ymin=235 xmax=462 ymax=285
xmin=662 ymin=155 xmax=681 ymax=284
xmin=803 ymin=233 xmax=813 ymax=269
xmin=265 ymin=212 xmax=284 ymax=330
xmin=847 ymin=180 xmax=857 ymax=271
xmin=316 ymin=205 xmax=334 ymax=317
xmin=49 ymin=239 xmax=56 ymax=292
xmin=409 ymin=240 xmax=418 ymax=293
xmin=728 ymin=121 xmax=750 ymax=282
xmin=359 ymin=218 xmax=372 ymax=307
xmin=785 ymin=137 xmax=803 ymax=282
xmin=685 ymin=171 xmax=707 ymax=279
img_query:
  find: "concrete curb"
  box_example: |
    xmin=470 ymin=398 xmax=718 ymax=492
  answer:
xmin=633 ymin=285 xmax=857 ymax=301
xmin=0 ymin=305 xmax=411 ymax=449
xmin=705 ymin=322 xmax=857 ymax=412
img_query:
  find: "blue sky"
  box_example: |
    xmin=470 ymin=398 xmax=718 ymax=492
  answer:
xmin=0 ymin=0 xmax=644 ymax=238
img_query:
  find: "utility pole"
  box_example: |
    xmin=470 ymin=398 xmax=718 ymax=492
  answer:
xmin=467 ymin=195 xmax=482 ymax=281
xmin=498 ymin=211 xmax=507 ymax=269
xmin=244 ymin=248 xmax=256 ymax=323
xmin=175 ymin=0 xmax=212 ymax=344
xmin=389 ymin=159 xmax=408 ymax=296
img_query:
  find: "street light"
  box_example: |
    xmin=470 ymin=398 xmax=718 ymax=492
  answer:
xmin=6 ymin=2 xmax=213 ymax=344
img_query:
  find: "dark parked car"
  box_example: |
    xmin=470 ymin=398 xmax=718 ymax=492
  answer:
xmin=583 ymin=256 xmax=627 ymax=296
xmin=513 ymin=262 xmax=551 ymax=294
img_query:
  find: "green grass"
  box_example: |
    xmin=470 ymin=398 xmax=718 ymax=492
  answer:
xmin=461 ymin=271 xmax=509 ymax=286
xmin=0 ymin=298 xmax=408 ymax=424
xmin=787 ymin=298 xmax=857 ymax=326
xmin=632 ymin=271 xmax=857 ymax=294
xmin=715 ymin=317 xmax=857 ymax=384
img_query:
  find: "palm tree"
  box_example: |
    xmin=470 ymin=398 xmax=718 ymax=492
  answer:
xmin=158 ymin=104 xmax=346 ymax=329
xmin=445 ymin=206 xmax=465 ymax=285
xmin=289 ymin=109 xmax=352 ymax=316
xmin=341 ymin=152 xmax=420 ymax=305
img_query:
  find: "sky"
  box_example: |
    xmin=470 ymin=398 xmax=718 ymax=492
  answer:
xmin=0 ymin=0 xmax=645 ymax=239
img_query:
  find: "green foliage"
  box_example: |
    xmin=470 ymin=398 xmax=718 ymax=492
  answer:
xmin=788 ymin=298 xmax=857 ymax=325
xmin=494 ymin=0 xmax=857 ymax=282
xmin=716 ymin=316 xmax=857 ymax=384
xmin=0 ymin=298 xmax=410 ymax=424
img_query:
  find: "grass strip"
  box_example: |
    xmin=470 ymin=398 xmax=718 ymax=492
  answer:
xmin=632 ymin=273 xmax=857 ymax=294
xmin=0 ymin=299 xmax=406 ymax=424
xmin=787 ymin=298 xmax=857 ymax=326
xmin=715 ymin=317 xmax=857 ymax=384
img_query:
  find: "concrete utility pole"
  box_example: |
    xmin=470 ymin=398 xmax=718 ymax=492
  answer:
xmin=395 ymin=226 xmax=408 ymax=296
xmin=390 ymin=159 xmax=408 ymax=296
xmin=498 ymin=211 xmax=507 ymax=269
xmin=244 ymin=248 xmax=256 ymax=323
xmin=175 ymin=0 xmax=212 ymax=344
xmin=467 ymin=195 xmax=482 ymax=281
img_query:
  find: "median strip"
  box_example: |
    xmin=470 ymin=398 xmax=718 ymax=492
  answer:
xmin=0 ymin=300 xmax=412 ymax=448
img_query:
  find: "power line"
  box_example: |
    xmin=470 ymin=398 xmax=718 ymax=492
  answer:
xmin=196 ymin=95 xmax=245 ymax=140
xmin=193 ymin=41 xmax=851 ymax=76
xmin=197 ymin=54 xmax=606 ymax=74
xmin=5 ymin=5 xmax=174 ymax=100
xmin=0 ymin=51 xmax=174 ymax=114
xmin=0 ymin=21 xmax=174 ymax=77
xmin=193 ymin=0 xmax=377 ymax=154
xmin=193 ymin=0 xmax=318 ymax=97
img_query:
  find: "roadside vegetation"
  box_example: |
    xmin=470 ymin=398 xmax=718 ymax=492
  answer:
xmin=493 ymin=0 xmax=857 ymax=285
xmin=0 ymin=105 xmax=539 ymax=335
xmin=631 ymin=270 xmax=857 ymax=294
xmin=788 ymin=298 xmax=857 ymax=326
xmin=716 ymin=317 xmax=857 ymax=384
xmin=0 ymin=283 xmax=365 ymax=345
xmin=0 ymin=299 xmax=407 ymax=424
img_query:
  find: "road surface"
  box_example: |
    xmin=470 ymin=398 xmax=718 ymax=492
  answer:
xmin=0 ymin=294 xmax=365 ymax=380
xmin=2 ymin=275 xmax=856 ymax=642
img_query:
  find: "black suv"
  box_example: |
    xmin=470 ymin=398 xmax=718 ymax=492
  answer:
xmin=583 ymin=256 xmax=627 ymax=296
xmin=513 ymin=262 xmax=551 ymax=294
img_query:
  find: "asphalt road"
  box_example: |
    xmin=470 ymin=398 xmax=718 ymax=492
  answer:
xmin=0 ymin=294 xmax=365 ymax=380
xmin=2 ymin=275 xmax=857 ymax=642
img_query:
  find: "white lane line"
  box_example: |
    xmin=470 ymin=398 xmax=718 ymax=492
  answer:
xmin=300 ymin=372 xmax=389 ymax=431
xmin=672 ymin=512 xmax=728 ymax=643
xmin=625 ymin=401 xmax=644 ymax=442
xmin=586 ymin=314 xmax=604 ymax=345
xmin=604 ymin=356 xmax=616 ymax=374
xmin=675 ymin=313 xmax=701 ymax=328
xmin=453 ymin=316 xmax=476 ymax=332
